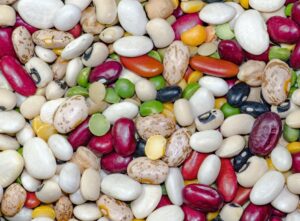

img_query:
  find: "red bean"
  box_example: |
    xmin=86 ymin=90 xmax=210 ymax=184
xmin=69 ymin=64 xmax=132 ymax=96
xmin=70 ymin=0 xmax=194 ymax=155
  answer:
xmin=218 ymin=40 xmax=245 ymax=65
xmin=101 ymin=152 xmax=132 ymax=173
xmin=172 ymin=6 xmax=184 ymax=18
xmin=0 ymin=56 xmax=36 ymax=96
xmin=88 ymin=132 xmax=113 ymax=155
xmin=68 ymin=23 xmax=82 ymax=38
xmin=271 ymin=207 xmax=286 ymax=217
xmin=68 ymin=117 xmax=93 ymax=150
xmin=290 ymin=41 xmax=300 ymax=69
xmin=269 ymin=217 xmax=283 ymax=221
xmin=286 ymin=0 xmax=297 ymax=5
xmin=112 ymin=118 xmax=136 ymax=156
xmin=14 ymin=15 xmax=38 ymax=34
xmin=0 ymin=28 xmax=16 ymax=58
xmin=183 ymin=184 xmax=224 ymax=213
xmin=181 ymin=151 xmax=208 ymax=180
xmin=249 ymin=112 xmax=282 ymax=156
xmin=267 ymin=16 xmax=300 ymax=44
xmin=240 ymin=203 xmax=270 ymax=221
xmin=292 ymin=1 xmax=300 ymax=26
xmin=89 ymin=61 xmax=122 ymax=85
xmin=216 ymin=159 xmax=238 ymax=202
xmin=244 ymin=47 xmax=270 ymax=63
xmin=292 ymin=152 xmax=300 ymax=172
xmin=156 ymin=195 xmax=173 ymax=209
xmin=232 ymin=186 xmax=251 ymax=206
xmin=182 ymin=204 xmax=206 ymax=221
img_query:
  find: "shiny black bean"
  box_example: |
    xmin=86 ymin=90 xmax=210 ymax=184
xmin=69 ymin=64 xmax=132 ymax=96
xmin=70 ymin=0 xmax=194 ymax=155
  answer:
xmin=240 ymin=101 xmax=270 ymax=117
xmin=226 ymin=82 xmax=250 ymax=107
xmin=134 ymin=138 xmax=146 ymax=157
xmin=156 ymin=86 xmax=182 ymax=103
xmin=233 ymin=148 xmax=253 ymax=172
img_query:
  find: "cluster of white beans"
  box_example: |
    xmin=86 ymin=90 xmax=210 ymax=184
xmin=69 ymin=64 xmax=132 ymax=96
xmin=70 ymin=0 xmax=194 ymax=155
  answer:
xmin=1 ymin=0 xmax=300 ymax=221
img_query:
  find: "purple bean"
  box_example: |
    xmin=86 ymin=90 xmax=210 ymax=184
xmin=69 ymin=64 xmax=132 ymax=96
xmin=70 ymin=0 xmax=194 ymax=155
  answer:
xmin=182 ymin=204 xmax=206 ymax=221
xmin=89 ymin=61 xmax=122 ymax=85
xmin=68 ymin=117 xmax=93 ymax=150
xmin=240 ymin=203 xmax=270 ymax=221
xmin=101 ymin=152 xmax=133 ymax=173
xmin=292 ymin=152 xmax=300 ymax=173
xmin=292 ymin=1 xmax=300 ymax=26
xmin=14 ymin=15 xmax=38 ymax=34
xmin=0 ymin=28 xmax=16 ymax=58
xmin=88 ymin=132 xmax=114 ymax=155
xmin=218 ymin=40 xmax=245 ymax=65
xmin=290 ymin=41 xmax=300 ymax=69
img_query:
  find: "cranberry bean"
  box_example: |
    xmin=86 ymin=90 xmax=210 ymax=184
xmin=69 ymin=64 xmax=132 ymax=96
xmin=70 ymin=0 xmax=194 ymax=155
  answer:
xmin=183 ymin=184 xmax=224 ymax=213
xmin=69 ymin=23 xmax=82 ymax=38
xmin=112 ymin=118 xmax=136 ymax=156
xmin=182 ymin=204 xmax=206 ymax=221
xmin=269 ymin=217 xmax=283 ymax=221
xmin=271 ymin=207 xmax=286 ymax=217
xmin=89 ymin=61 xmax=122 ymax=85
xmin=181 ymin=151 xmax=208 ymax=180
xmin=286 ymin=0 xmax=297 ymax=4
xmin=88 ymin=132 xmax=113 ymax=155
xmin=267 ymin=16 xmax=300 ymax=44
xmin=68 ymin=117 xmax=93 ymax=150
xmin=290 ymin=41 xmax=300 ymax=69
xmin=232 ymin=186 xmax=251 ymax=206
xmin=244 ymin=47 xmax=270 ymax=63
xmin=218 ymin=40 xmax=245 ymax=65
xmin=101 ymin=152 xmax=133 ymax=173
xmin=172 ymin=6 xmax=184 ymax=18
xmin=292 ymin=152 xmax=300 ymax=172
xmin=156 ymin=195 xmax=173 ymax=209
xmin=292 ymin=1 xmax=300 ymax=26
xmin=216 ymin=159 xmax=238 ymax=202
xmin=14 ymin=15 xmax=38 ymax=34
xmin=240 ymin=203 xmax=270 ymax=221
xmin=0 ymin=28 xmax=16 ymax=58
xmin=249 ymin=112 xmax=282 ymax=156
xmin=0 ymin=56 xmax=36 ymax=96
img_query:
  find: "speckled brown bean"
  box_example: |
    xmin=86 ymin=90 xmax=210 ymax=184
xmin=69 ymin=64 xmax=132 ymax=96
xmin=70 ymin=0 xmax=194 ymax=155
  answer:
xmin=127 ymin=157 xmax=169 ymax=184
xmin=162 ymin=128 xmax=192 ymax=167
xmin=136 ymin=114 xmax=176 ymax=140
xmin=52 ymin=57 xmax=69 ymax=80
xmin=237 ymin=60 xmax=266 ymax=87
xmin=55 ymin=196 xmax=73 ymax=221
xmin=80 ymin=7 xmax=105 ymax=34
xmin=32 ymin=29 xmax=74 ymax=49
xmin=1 ymin=183 xmax=26 ymax=217
xmin=71 ymin=146 xmax=100 ymax=173
xmin=97 ymin=195 xmax=133 ymax=221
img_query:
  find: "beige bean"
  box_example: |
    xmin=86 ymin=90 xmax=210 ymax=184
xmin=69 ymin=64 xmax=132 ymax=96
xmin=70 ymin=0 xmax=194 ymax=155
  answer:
xmin=82 ymin=42 xmax=109 ymax=67
xmin=0 ymin=5 xmax=15 ymax=26
xmin=238 ymin=60 xmax=265 ymax=87
xmin=45 ymin=80 xmax=68 ymax=100
xmin=287 ymin=173 xmax=300 ymax=194
xmin=286 ymin=110 xmax=300 ymax=128
xmin=216 ymin=135 xmax=246 ymax=158
xmin=51 ymin=57 xmax=68 ymax=80
xmin=36 ymin=181 xmax=62 ymax=203
xmin=0 ymin=0 xmax=17 ymax=4
xmin=93 ymin=0 xmax=117 ymax=25
xmin=71 ymin=146 xmax=100 ymax=173
xmin=86 ymin=98 xmax=109 ymax=115
xmin=174 ymin=99 xmax=194 ymax=127
xmin=220 ymin=114 xmax=255 ymax=137
xmin=89 ymin=82 xmax=106 ymax=104
xmin=20 ymin=95 xmax=46 ymax=120
xmin=0 ymin=134 xmax=19 ymax=151
xmin=145 ymin=0 xmax=174 ymax=19
xmin=80 ymin=7 xmax=105 ymax=34
xmin=195 ymin=109 xmax=224 ymax=131
xmin=135 ymin=79 xmax=157 ymax=102
xmin=99 ymin=26 xmax=124 ymax=44
xmin=0 ymin=88 xmax=16 ymax=111
xmin=80 ymin=168 xmax=101 ymax=201
xmin=247 ymin=87 xmax=262 ymax=102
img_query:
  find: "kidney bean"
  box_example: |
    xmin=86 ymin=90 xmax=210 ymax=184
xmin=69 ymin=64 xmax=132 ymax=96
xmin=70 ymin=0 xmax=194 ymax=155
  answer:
xmin=68 ymin=117 xmax=93 ymax=150
xmin=290 ymin=41 xmax=300 ymax=69
xmin=233 ymin=148 xmax=253 ymax=172
xmin=88 ymin=132 xmax=113 ymax=155
xmin=172 ymin=6 xmax=184 ymax=18
xmin=156 ymin=195 xmax=173 ymax=209
xmin=269 ymin=217 xmax=283 ymax=221
xmin=24 ymin=192 xmax=40 ymax=209
xmin=190 ymin=55 xmax=239 ymax=78
xmin=271 ymin=207 xmax=286 ymax=217
xmin=0 ymin=56 xmax=36 ymax=96
xmin=171 ymin=13 xmax=203 ymax=40
xmin=183 ymin=184 xmax=224 ymax=213
xmin=101 ymin=152 xmax=133 ymax=173
xmin=120 ymin=55 xmax=164 ymax=78
xmin=218 ymin=40 xmax=245 ymax=65
xmin=267 ymin=16 xmax=300 ymax=44
xmin=134 ymin=138 xmax=146 ymax=157
xmin=182 ymin=204 xmax=206 ymax=221
xmin=292 ymin=152 xmax=300 ymax=172
xmin=112 ymin=118 xmax=136 ymax=156
xmin=232 ymin=186 xmax=251 ymax=206
xmin=292 ymin=1 xmax=300 ymax=26
xmin=156 ymin=86 xmax=182 ymax=103
xmin=182 ymin=151 xmax=208 ymax=180
xmin=14 ymin=15 xmax=38 ymax=34
xmin=226 ymin=82 xmax=250 ymax=107
xmin=249 ymin=112 xmax=282 ymax=156
xmin=89 ymin=61 xmax=122 ymax=85
xmin=240 ymin=101 xmax=270 ymax=117
xmin=286 ymin=0 xmax=297 ymax=4
xmin=244 ymin=47 xmax=270 ymax=63
xmin=240 ymin=203 xmax=270 ymax=221
xmin=68 ymin=23 xmax=82 ymax=38
xmin=0 ymin=28 xmax=16 ymax=58
xmin=216 ymin=159 xmax=238 ymax=202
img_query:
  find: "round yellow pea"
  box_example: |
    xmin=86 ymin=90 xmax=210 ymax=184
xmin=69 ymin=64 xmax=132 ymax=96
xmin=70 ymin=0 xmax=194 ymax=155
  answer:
xmin=145 ymin=135 xmax=167 ymax=160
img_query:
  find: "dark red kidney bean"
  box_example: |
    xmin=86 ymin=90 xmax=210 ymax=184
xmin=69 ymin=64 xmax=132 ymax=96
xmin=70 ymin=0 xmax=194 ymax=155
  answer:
xmin=134 ymin=138 xmax=146 ymax=157
xmin=14 ymin=15 xmax=38 ymax=34
xmin=173 ymin=6 xmax=184 ymax=18
xmin=0 ymin=28 xmax=16 ymax=58
xmin=112 ymin=118 xmax=136 ymax=156
xmin=88 ymin=132 xmax=113 ymax=155
xmin=172 ymin=13 xmax=203 ymax=40
xmin=68 ymin=117 xmax=93 ymax=150
xmin=269 ymin=217 xmax=283 ymax=221
xmin=89 ymin=61 xmax=122 ymax=84
xmin=271 ymin=207 xmax=286 ymax=217
xmin=218 ymin=40 xmax=245 ymax=65
xmin=225 ymin=78 xmax=237 ymax=89
xmin=292 ymin=1 xmax=300 ymax=26
xmin=216 ymin=159 xmax=237 ymax=202
xmin=267 ymin=16 xmax=300 ymax=44
xmin=286 ymin=0 xmax=297 ymax=5
xmin=183 ymin=184 xmax=224 ymax=213
xmin=249 ymin=112 xmax=282 ymax=156
xmin=240 ymin=101 xmax=270 ymax=118
xmin=233 ymin=148 xmax=253 ymax=172
xmin=245 ymin=47 xmax=270 ymax=63
xmin=156 ymin=195 xmax=173 ymax=209
xmin=232 ymin=186 xmax=251 ymax=206
xmin=226 ymin=82 xmax=250 ymax=107
xmin=181 ymin=151 xmax=208 ymax=180
xmin=290 ymin=41 xmax=300 ymax=69
xmin=182 ymin=204 xmax=207 ymax=221
xmin=68 ymin=23 xmax=82 ymax=38
xmin=0 ymin=56 xmax=36 ymax=96
xmin=240 ymin=203 xmax=270 ymax=221
xmin=156 ymin=86 xmax=182 ymax=103
xmin=292 ymin=152 xmax=300 ymax=172
xmin=101 ymin=152 xmax=132 ymax=173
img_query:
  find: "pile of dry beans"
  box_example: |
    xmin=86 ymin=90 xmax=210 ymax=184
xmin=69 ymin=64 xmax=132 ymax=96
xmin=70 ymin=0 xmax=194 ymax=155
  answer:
xmin=1 ymin=0 xmax=300 ymax=220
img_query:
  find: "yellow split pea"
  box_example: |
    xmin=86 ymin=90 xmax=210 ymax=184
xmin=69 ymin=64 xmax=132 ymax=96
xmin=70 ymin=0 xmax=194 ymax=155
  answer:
xmin=145 ymin=135 xmax=167 ymax=160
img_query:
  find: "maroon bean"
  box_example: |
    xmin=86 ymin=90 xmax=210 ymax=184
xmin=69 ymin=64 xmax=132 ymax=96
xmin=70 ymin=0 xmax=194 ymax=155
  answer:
xmin=290 ymin=41 xmax=300 ymax=69
xmin=292 ymin=152 xmax=300 ymax=172
xmin=171 ymin=13 xmax=203 ymax=40
xmin=245 ymin=47 xmax=270 ymax=63
xmin=249 ymin=112 xmax=282 ymax=156
xmin=101 ymin=152 xmax=132 ymax=173
xmin=156 ymin=195 xmax=173 ymax=209
xmin=172 ymin=6 xmax=184 ymax=18
xmin=267 ymin=16 xmax=300 ymax=44
xmin=89 ymin=61 xmax=122 ymax=85
xmin=14 ymin=15 xmax=38 ymax=34
xmin=88 ymin=132 xmax=113 ymax=155
xmin=68 ymin=117 xmax=93 ymax=150
xmin=182 ymin=184 xmax=224 ymax=213
xmin=269 ymin=217 xmax=283 ymax=221
xmin=0 ymin=56 xmax=36 ymax=96
xmin=218 ymin=40 xmax=245 ymax=65
xmin=0 ymin=28 xmax=16 ymax=58
xmin=240 ymin=203 xmax=270 ymax=221
xmin=292 ymin=1 xmax=300 ymax=26
xmin=286 ymin=0 xmax=297 ymax=5
xmin=225 ymin=78 xmax=238 ymax=89
xmin=271 ymin=207 xmax=286 ymax=217
xmin=112 ymin=118 xmax=136 ymax=156
xmin=182 ymin=204 xmax=206 ymax=221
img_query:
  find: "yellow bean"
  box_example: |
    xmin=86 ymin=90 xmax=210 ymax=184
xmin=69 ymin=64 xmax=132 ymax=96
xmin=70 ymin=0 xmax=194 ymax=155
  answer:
xmin=180 ymin=1 xmax=205 ymax=13
xmin=215 ymin=98 xmax=227 ymax=109
xmin=32 ymin=205 xmax=56 ymax=219
xmin=287 ymin=142 xmax=300 ymax=154
xmin=207 ymin=211 xmax=219 ymax=221
xmin=145 ymin=135 xmax=167 ymax=160
xmin=184 ymin=179 xmax=198 ymax=185
xmin=187 ymin=71 xmax=203 ymax=84
xmin=240 ymin=0 xmax=249 ymax=9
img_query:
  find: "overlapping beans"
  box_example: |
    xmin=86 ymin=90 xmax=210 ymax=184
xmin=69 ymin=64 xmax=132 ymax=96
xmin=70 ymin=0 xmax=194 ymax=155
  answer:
xmin=2 ymin=0 xmax=300 ymax=221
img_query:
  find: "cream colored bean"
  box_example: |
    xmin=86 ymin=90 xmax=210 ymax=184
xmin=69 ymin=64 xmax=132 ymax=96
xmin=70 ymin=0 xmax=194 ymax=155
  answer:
xmin=135 ymin=79 xmax=157 ymax=102
xmin=146 ymin=205 xmax=184 ymax=221
xmin=82 ymin=42 xmax=109 ymax=67
xmin=16 ymin=123 xmax=34 ymax=146
xmin=0 ymin=134 xmax=19 ymax=151
xmin=52 ymin=57 xmax=68 ymax=80
xmin=5 ymin=207 xmax=32 ymax=221
xmin=195 ymin=109 xmax=224 ymax=131
xmin=197 ymin=154 xmax=221 ymax=185
xmin=0 ymin=110 xmax=26 ymax=134
xmin=292 ymin=88 xmax=300 ymax=106
xmin=286 ymin=110 xmax=300 ymax=128
xmin=71 ymin=146 xmax=100 ymax=173
xmin=40 ymin=98 xmax=66 ymax=124
xmin=100 ymin=26 xmax=124 ymax=44
xmin=165 ymin=168 xmax=184 ymax=206
xmin=238 ymin=60 xmax=265 ymax=87
xmin=80 ymin=168 xmax=101 ymax=201
xmin=174 ymin=99 xmax=194 ymax=127
xmin=220 ymin=203 xmax=243 ymax=221
xmin=220 ymin=114 xmax=255 ymax=137
xmin=247 ymin=87 xmax=262 ymax=102
xmin=32 ymin=30 xmax=74 ymax=49
xmin=80 ymin=7 xmax=105 ymax=35
xmin=66 ymin=57 xmax=83 ymax=87
xmin=145 ymin=0 xmax=174 ymax=19
xmin=0 ymin=5 xmax=15 ymax=26
xmin=74 ymin=203 xmax=102 ymax=221
xmin=20 ymin=95 xmax=46 ymax=120
xmin=20 ymin=170 xmax=41 ymax=192
xmin=93 ymin=0 xmax=117 ymax=25
xmin=35 ymin=46 xmax=57 ymax=63
xmin=216 ymin=135 xmax=246 ymax=158
xmin=197 ymin=42 xmax=218 ymax=56
xmin=88 ymin=81 xmax=106 ymax=104
xmin=287 ymin=173 xmax=300 ymax=194
xmin=272 ymin=100 xmax=299 ymax=118
xmin=59 ymin=162 xmax=80 ymax=194
xmin=70 ymin=189 xmax=86 ymax=205
xmin=45 ymin=80 xmax=67 ymax=100
xmin=0 ymin=89 xmax=15 ymax=111
xmin=36 ymin=181 xmax=62 ymax=203
xmin=271 ymin=145 xmax=292 ymax=172
xmin=190 ymin=130 xmax=223 ymax=153
xmin=48 ymin=134 xmax=73 ymax=161
xmin=271 ymin=186 xmax=299 ymax=213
